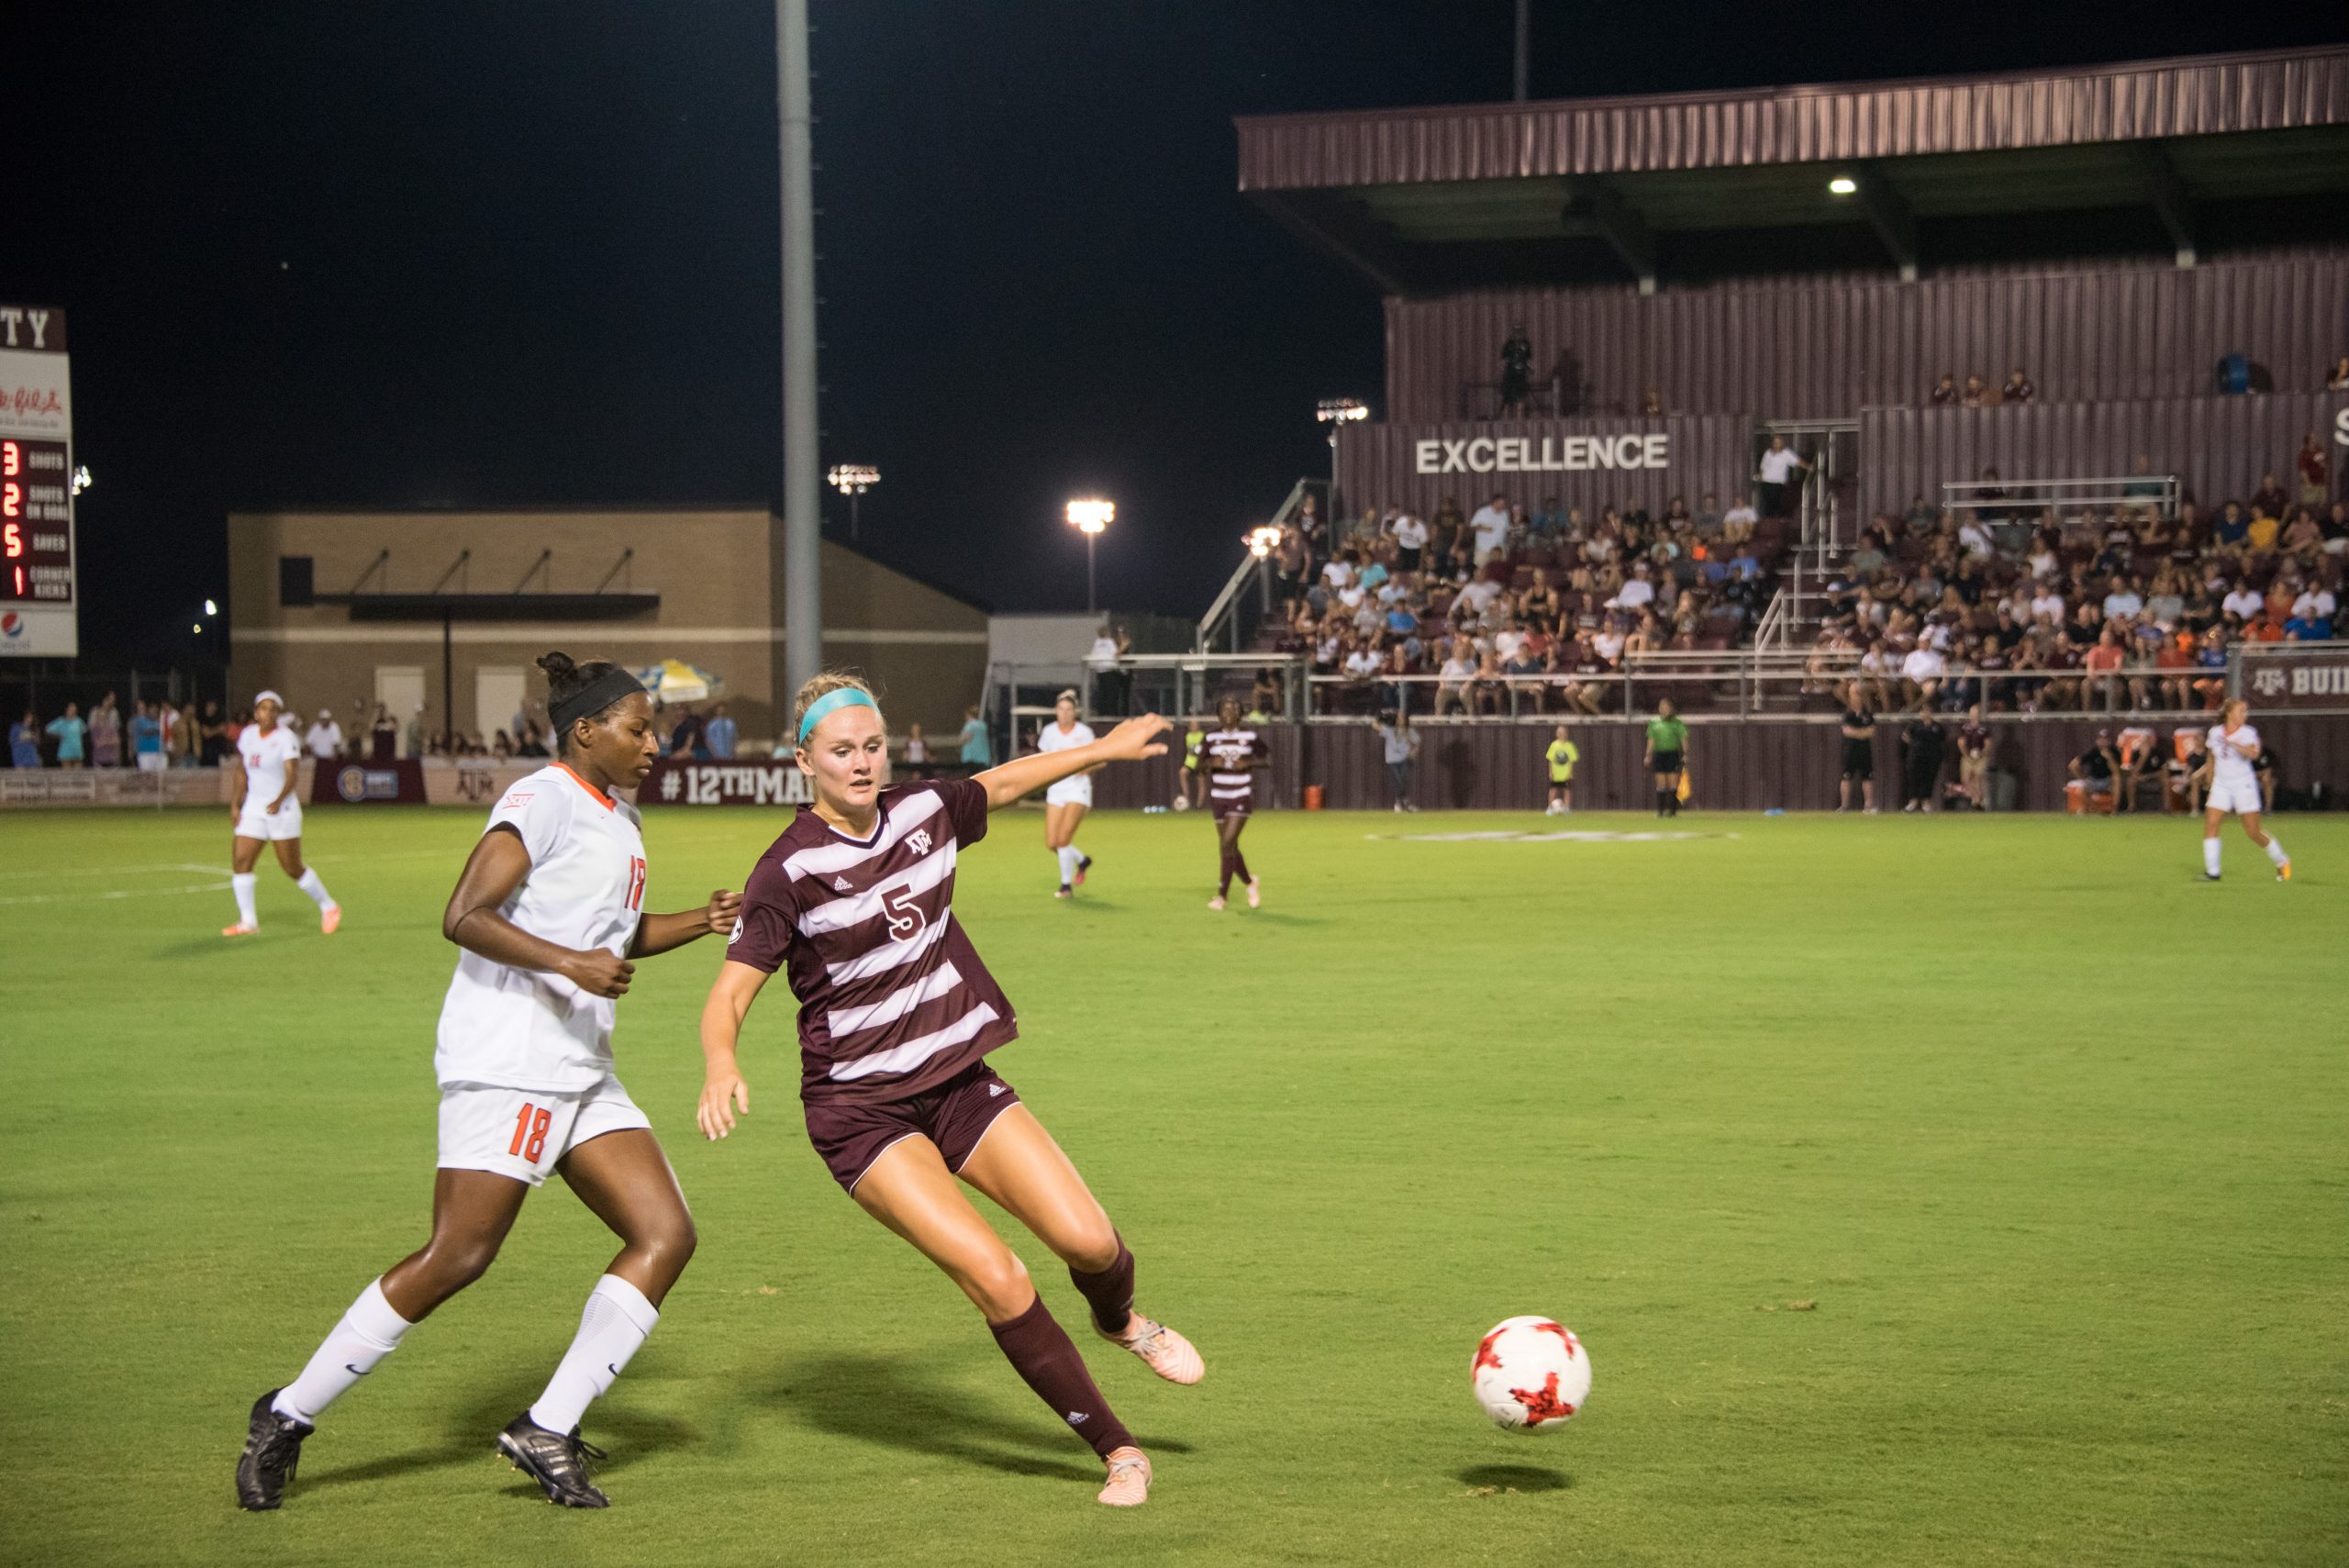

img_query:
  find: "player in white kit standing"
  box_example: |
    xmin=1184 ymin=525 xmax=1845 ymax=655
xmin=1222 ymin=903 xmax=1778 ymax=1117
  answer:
xmin=235 ymin=654 xmax=740 ymax=1512
xmin=1036 ymin=689 xmax=1097 ymax=898
xmin=223 ymin=691 xmax=340 ymax=936
xmin=2196 ymin=699 xmax=2292 ymax=882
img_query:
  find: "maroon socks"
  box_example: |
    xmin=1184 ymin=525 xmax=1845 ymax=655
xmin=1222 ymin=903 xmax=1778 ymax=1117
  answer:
xmin=1219 ymin=841 xmax=1252 ymax=895
xmin=1069 ymin=1238 xmax=1135 ymax=1337
xmin=989 ymin=1296 xmax=1133 ymax=1458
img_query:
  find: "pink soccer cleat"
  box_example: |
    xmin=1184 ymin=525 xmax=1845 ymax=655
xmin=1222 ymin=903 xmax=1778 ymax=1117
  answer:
xmin=1101 ymin=1314 xmax=1205 ymax=1385
xmin=320 ymin=905 xmax=342 ymax=935
xmin=1244 ymin=878 xmax=1261 ymax=909
xmin=222 ymin=921 xmax=258 ymax=938
xmin=1097 ymin=1446 xmax=1151 ymax=1507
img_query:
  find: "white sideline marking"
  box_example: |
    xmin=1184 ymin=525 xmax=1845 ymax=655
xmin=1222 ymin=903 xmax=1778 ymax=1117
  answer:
xmin=1369 ymin=830 xmax=1740 ymax=843
xmin=0 ymin=879 xmax=233 ymax=906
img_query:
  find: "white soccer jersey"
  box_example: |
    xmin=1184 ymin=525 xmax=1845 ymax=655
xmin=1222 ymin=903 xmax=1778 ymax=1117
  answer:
xmin=1036 ymin=719 xmax=1095 ymax=806
xmin=238 ymin=724 xmax=304 ymax=809
xmin=435 ymin=763 xmax=647 ymax=1093
xmin=2206 ymin=724 xmax=2264 ymax=813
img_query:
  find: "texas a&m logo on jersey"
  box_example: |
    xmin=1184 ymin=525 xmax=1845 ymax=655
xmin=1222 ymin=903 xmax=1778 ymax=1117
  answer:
xmin=907 ymin=827 xmax=933 ymax=858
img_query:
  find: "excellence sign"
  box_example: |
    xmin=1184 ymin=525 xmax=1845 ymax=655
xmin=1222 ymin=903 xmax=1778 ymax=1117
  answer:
xmin=1415 ymin=431 xmax=1670 ymax=476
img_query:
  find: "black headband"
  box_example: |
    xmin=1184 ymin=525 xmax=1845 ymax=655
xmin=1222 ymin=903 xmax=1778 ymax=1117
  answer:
xmin=551 ymin=669 xmax=647 ymax=735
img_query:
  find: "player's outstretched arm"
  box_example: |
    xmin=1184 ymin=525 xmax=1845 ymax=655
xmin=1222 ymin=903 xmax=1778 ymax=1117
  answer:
xmin=442 ymin=828 xmax=635 ymax=997
xmin=629 ymin=890 xmax=741 ymax=959
xmin=697 ymin=960 xmax=771 ymax=1140
xmin=974 ymin=713 xmax=1171 ymax=809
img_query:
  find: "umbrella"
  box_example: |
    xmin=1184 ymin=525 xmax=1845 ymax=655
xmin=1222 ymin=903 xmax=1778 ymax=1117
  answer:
xmin=635 ymin=660 xmax=724 ymax=705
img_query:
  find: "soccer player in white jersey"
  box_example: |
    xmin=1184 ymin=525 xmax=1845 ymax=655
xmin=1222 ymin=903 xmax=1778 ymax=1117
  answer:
xmin=235 ymin=653 xmax=740 ymax=1512
xmin=1034 ymin=689 xmax=1097 ymax=897
xmin=223 ymin=691 xmax=340 ymax=936
xmin=699 ymin=674 xmax=1203 ymax=1507
xmin=2196 ymin=698 xmax=2292 ymax=882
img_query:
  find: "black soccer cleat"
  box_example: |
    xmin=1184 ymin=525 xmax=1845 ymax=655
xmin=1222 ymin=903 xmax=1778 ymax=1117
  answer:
xmin=236 ymin=1388 xmax=313 ymax=1510
xmin=496 ymin=1414 xmax=610 ymax=1507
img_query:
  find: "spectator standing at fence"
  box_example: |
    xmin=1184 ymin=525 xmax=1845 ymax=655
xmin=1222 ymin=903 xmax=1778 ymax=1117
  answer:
xmin=704 ymin=702 xmax=738 ymax=760
xmin=306 ymin=708 xmax=343 ymax=762
xmin=956 ymin=705 xmax=994 ymax=769
xmin=1543 ymin=726 xmax=1580 ymax=817
xmin=11 ymin=708 xmax=42 ymax=769
xmin=1755 ymin=434 xmax=1809 ymax=520
xmin=666 ymin=705 xmax=708 ymax=760
xmin=1390 ymin=508 xmax=1428 ymax=573
xmin=45 ymin=702 xmax=87 ymax=770
xmin=1956 ymin=706 xmax=1990 ymax=809
xmin=88 ymin=693 xmax=122 ymax=769
xmin=2298 ymin=431 xmax=2331 ymax=509
xmin=1643 ymin=699 xmax=1687 ymax=818
xmin=130 ymin=702 xmax=165 ymax=774
xmin=1088 ymin=624 xmax=1132 ymax=717
xmin=1497 ymin=326 xmax=1532 ymax=415
xmin=1374 ymin=710 xmax=1419 ymax=812
xmin=1900 ymin=715 xmax=1946 ymax=813
xmin=1930 ymin=373 xmax=1957 ymax=406
xmin=200 ymin=700 xmax=229 ymax=766
xmin=2001 ymin=367 xmax=2036 ymax=405
xmin=1838 ymin=691 xmax=1878 ymax=813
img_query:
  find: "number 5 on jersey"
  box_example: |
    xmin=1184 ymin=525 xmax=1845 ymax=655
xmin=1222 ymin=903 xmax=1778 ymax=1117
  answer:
xmin=883 ymin=884 xmax=927 ymax=940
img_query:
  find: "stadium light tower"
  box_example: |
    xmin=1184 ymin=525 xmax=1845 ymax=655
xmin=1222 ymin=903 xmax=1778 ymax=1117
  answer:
xmin=1065 ymin=498 xmax=1114 ymax=616
xmin=1317 ymin=397 xmax=1369 ymax=511
xmin=828 ymin=463 xmax=880 ymax=541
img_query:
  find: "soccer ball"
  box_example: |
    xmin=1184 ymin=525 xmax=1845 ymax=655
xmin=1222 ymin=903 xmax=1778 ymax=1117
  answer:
xmin=1171 ymin=794 xmax=1191 ymax=811
xmin=1471 ymin=1316 xmax=1591 ymax=1433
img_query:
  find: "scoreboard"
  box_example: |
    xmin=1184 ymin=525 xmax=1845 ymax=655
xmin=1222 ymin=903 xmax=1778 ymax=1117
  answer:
xmin=0 ymin=305 xmax=75 ymax=656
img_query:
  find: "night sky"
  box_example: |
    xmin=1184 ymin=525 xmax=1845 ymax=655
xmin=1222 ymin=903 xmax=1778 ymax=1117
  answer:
xmin=7 ymin=2 xmax=2346 ymax=664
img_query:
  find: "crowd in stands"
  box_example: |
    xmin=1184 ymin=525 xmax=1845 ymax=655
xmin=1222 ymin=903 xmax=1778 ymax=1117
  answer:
xmin=1928 ymin=368 xmax=2037 ymax=406
xmin=1263 ymin=485 xmax=1790 ymax=716
xmin=1805 ymin=436 xmax=2343 ymax=719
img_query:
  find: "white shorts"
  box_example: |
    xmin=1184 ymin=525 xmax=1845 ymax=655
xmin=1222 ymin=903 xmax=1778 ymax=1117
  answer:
xmin=1045 ymin=777 xmax=1093 ymax=808
xmin=235 ymin=800 xmax=305 ymax=841
xmin=2206 ymin=780 xmax=2264 ymax=817
xmin=436 ymin=1075 xmax=651 ymax=1186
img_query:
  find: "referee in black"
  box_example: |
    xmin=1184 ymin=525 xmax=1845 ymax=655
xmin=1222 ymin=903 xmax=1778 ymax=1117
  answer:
xmin=1838 ymin=683 xmax=1877 ymax=813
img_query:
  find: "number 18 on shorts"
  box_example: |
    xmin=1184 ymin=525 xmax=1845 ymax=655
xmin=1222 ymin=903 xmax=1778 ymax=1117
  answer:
xmin=436 ymin=1078 xmax=651 ymax=1186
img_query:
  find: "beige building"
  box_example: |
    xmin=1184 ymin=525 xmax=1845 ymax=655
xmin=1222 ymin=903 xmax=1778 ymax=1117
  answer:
xmin=228 ymin=506 xmax=987 ymax=748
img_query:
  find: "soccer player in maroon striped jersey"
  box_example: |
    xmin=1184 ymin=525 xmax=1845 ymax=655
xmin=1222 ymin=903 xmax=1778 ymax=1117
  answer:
xmin=697 ymin=673 xmax=1203 ymax=1507
xmin=1201 ymin=695 xmax=1267 ymax=910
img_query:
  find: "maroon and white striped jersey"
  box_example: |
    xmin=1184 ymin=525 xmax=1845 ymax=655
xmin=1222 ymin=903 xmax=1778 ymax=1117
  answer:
xmin=1202 ymin=726 xmax=1266 ymax=805
xmin=729 ymin=779 xmax=1018 ymax=1104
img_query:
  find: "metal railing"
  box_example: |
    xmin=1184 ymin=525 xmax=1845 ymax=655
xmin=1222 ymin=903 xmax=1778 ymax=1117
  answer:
xmin=1196 ymin=478 xmax=1326 ymax=654
xmin=1943 ymin=474 xmax=2181 ymax=519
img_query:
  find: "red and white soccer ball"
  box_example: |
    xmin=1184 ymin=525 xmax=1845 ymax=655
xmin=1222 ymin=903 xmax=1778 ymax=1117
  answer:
xmin=1471 ymin=1316 xmax=1591 ymax=1433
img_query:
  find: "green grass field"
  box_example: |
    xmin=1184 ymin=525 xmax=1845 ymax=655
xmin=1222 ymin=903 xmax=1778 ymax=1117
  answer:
xmin=2 ymin=803 xmax=2343 ymax=1567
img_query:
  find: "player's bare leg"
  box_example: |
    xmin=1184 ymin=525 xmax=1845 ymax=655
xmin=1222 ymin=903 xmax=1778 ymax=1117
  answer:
xmin=961 ymin=1106 xmax=1204 ymax=1386
xmin=380 ymin=1168 xmax=532 ymax=1318
xmin=855 ymin=1135 xmax=1149 ymax=1503
xmin=2237 ymin=809 xmax=2290 ymax=880
xmin=1213 ymin=812 xmax=1252 ymax=910
xmin=273 ymin=836 xmax=340 ymax=931
xmin=482 ymin=1129 xmax=695 ymax=1507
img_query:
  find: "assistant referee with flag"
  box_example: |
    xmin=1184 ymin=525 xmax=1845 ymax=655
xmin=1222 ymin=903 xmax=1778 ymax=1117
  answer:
xmin=1643 ymin=699 xmax=1688 ymax=817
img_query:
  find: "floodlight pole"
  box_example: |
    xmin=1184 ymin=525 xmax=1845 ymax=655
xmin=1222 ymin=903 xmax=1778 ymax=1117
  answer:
xmin=1512 ymin=0 xmax=1530 ymax=102
xmin=1086 ymin=532 xmax=1097 ymax=617
xmin=777 ymin=0 xmax=822 ymax=698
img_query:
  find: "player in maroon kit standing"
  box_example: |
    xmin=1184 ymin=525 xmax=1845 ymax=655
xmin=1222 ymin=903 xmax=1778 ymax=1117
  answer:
xmin=1200 ymin=695 xmax=1268 ymax=911
xmin=696 ymin=674 xmax=1204 ymax=1507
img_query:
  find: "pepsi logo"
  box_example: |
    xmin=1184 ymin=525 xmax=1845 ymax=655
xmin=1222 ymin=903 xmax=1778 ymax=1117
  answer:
xmin=0 ymin=613 xmax=21 ymax=639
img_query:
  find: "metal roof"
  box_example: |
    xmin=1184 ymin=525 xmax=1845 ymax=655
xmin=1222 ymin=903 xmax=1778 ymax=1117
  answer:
xmin=1237 ymin=47 xmax=2349 ymax=292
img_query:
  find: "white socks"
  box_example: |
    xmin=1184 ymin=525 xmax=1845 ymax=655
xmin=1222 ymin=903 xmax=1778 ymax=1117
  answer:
xmin=2262 ymin=835 xmax=2288 ymax=869
xmin=1055 ymin=845 xmax=1081 ymax=886
xmin=2203 ymin=839 xmax=2222 ymax=877
xmin=529 ymin=1274 xmax=660 ymax=1435
xmin=231 ymin=873 xmax=259 ymax=926
xmin=273 ymin=1279 xmax=415 ymax=1425
xmin=295 ymin=867 xmax=336 ymax=910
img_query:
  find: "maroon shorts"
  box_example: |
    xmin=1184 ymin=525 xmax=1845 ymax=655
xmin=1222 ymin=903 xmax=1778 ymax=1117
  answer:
xmin=802 ymin=1060 xmax=1022 ymax=1194
xmin=1209 ymin=791 xmax=1253 ymax=821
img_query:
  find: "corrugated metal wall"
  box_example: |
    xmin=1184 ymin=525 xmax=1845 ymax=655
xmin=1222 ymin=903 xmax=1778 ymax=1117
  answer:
xmin=1332 ymin=414 xmax=1754 ymax=517
xmin=1386 ymin=253 xmax=2349 ymax=423
xmin=1239 ymin=48 xmax=2349 ymax=189
xmin=1097 ymin=717 xmax=2349 ymax=813
xmin=1862 ymin=391 xmax=2349 ymax=517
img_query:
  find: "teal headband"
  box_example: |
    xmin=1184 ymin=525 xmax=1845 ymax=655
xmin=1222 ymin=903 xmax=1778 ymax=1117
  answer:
xmin=798 ymin=687 xmax=878 ymax=744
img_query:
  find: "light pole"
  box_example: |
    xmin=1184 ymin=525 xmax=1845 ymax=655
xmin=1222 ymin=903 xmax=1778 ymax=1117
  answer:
xmin=1316 ymin=397 xmax=1368 ymax=513
xmin=1065 ymin=498 xmax=1113 ymax=616
xmin=827 ymin=464 xmax=880 ymax=542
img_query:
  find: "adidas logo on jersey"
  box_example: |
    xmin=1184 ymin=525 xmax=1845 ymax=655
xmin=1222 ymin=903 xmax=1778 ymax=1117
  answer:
xmin=907 ymin=828 xmax=933 ymax=857
xmin=1066 ymin=1411 xmax=1089 ymax=1426
xmin=834 ymin=876 xmax=852 ymax=892
xmin=988 ymin=1083 xmax=1005 ymax=1096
